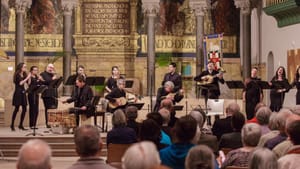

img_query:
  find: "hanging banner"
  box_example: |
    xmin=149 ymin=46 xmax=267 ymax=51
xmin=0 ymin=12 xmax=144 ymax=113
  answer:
xmin=203 ymin=34 xmax=223 ymax=70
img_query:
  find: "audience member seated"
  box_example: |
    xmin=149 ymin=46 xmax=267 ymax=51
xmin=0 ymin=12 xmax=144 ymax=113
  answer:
xmin=212 ymin=102 xmax=240 ymax=140
xmin=147 ymin=112 xmax=172 ymax=146
xmin=159 ymin=115 xmax=197 ymax=169
xmin=278 ymin=119 xmax=300 ymax=169
xmin=248 ymin=148 xmax=278 ymax=169
xmin=220 ymin=123 xmax=262 ymax=169
xmin=159 ymin=108 xmax=172 ymax=138
xmin=185 ymin=145 xmax=218 ymax=169
xmin=107 ymin=109 xmax=137 ymax=145
xmin=247 ymin=102 xmax=266 ymax=124
xmin=189 ymin=110 xmax=204 ymax=145
xmin=139 ymin=118 xmax=168 ymax=150
xmin=159 ymin=98 xmax=177 ymax=127
xmin=122 ymin=141 xmax=161 ymax=169
xmin=17 ymin=139 xmax=52 ymax=169
xmin=257 ymin=113 xmax=280 ymax=147
xmin=68 ymin=125 xmax=116 ymax=169
xmin=125 ymin=106 xmax=140 ymax=135
xmin=219 ymin=111 xmax=245 ymax=150
xmin=190 ymin=108 xmax=218 ymax=154
xmin=264 ymin=109 xmax=292 ymax=150
xmin=255 ymin=106 xmax=272 ymax=135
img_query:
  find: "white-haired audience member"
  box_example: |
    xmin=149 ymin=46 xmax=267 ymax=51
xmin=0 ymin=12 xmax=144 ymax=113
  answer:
xmin=107 ymin=109 xmax=137 ymax=145
xmin=278 ymin=119 xmax=300 ymax=169
xmin=159 ymin=115 xmax=197 ymax=169
xmin=122 ymin=141 xmax=161 ymax=169
xmin=17 ymin=139 xmax=52 ymax=169
xmin=257 ymin=113 xmax=280 ymax=147
xmin=185 ymin=145 xmax=215 ymax=169
xmin=189 ymin=110 xmax=202 ymax=144
xmin=68 ymin=124 xmax=116 ymax=169
xmin=255 ymin=106 xmax=272 ymax=134
xmin=220 ymin=123 xmax=262 ymax=169
xmin=248 ymin=148 xmax=278 ymax=169
xmin=159 ymin=108 xmax=172 ymax=137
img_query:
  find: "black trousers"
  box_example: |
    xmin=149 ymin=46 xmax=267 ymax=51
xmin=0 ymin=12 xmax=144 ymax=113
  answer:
xmin=28 ymin=93 xmax=39 ymax=127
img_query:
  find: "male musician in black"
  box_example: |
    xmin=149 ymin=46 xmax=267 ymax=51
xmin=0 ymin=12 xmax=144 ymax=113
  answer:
xmin=105 ymin=78 xmax=127 ymax=112
xmin=243 ymin=67 xmax=263 ymax=120
xmin=63 ymin=75 xmax=94 ymax=126
xmin=161 ymin=62 xmax=182 ymax=93
xmin=194 ymin=61 xmax=225 ymax=124
xmin=40 ymin=63 xmax=59 ymax=128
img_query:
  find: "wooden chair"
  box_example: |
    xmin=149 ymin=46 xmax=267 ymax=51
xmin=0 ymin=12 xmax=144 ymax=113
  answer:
xmin=106 ymin=143 xmax=132 ymax=163
xmin=226 ymin=166 xmax=248 ymax=169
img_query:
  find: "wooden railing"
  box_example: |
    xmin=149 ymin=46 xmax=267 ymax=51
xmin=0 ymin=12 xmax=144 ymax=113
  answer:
xmin=265 ymin=0 xmax=288 ymax=6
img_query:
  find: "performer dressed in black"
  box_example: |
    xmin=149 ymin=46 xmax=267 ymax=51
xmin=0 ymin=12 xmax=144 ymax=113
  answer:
xmin=40 ymin=63 xmax=58 ymax=128
xmin=194 ymin=62 xmax=225 ymax=125
xmin=269 ymin=66 xmax=291 ymax=112
xmin=105 ymin=78 xmax=127 ymax=112
xmin=27 ymin=66 xmax=44 ymax=129
xmin=243 ymin=67 xmax=263 ymax=120
xmin=63 ymin=75 xmax=94 ymax=126
xmin=161 ymin=62 xmax=182 ymax=93
xmin=291 ymin=66 xmax=300 ymax=105
xmin=105 ymin=66 xmax=124 ymax=93
xmin=11 ymin=63 xmax=31 ymax=131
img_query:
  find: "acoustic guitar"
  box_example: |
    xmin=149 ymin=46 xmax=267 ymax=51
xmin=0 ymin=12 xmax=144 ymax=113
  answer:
xmin=108 ymin=97 xmax=128 ymax=109
xmin=196 ymin=72 xmax=224 ymax=85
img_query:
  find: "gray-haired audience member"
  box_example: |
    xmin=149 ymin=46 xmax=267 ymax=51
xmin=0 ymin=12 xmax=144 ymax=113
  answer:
xmin=278 ymin=119 xmax=300 ymax=169
xmin=17 ymin=139 xmax=52 ymax=169
xmin=257 ymin=113 xmax=280 ymax=147
xmin=189 ymin=110 xmax=202 ymax=144
xmin=122 ymin=141 xmax=161 ymax=169
xmin=248 ymin=148 xmax=278 ymax=169
xmin=255 ymin=106 xmax=272 ymax=134
xmin=185 ymin=145 xmax=215 ymax=169
xmin=159 ymin=108 xmax=172 ymax=137
xmin=68 ymin=125 xmax=115 ymax=169
xmin=125 ymin=106 xmax=140 ymax=135
xmin=221 ymin=123 xmax=262 ymax=169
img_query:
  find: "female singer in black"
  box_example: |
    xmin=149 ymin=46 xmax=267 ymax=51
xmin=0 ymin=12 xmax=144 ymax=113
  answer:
xmin=292 ymin=66 xmax=300 ymax=104
xmin=269 ymin=66 xmax=291 ymax=112
xmin=11 ymin=63 xmax=31 ymax=131
xmin=105 ymin=66 xmax=123 ymax=93
xmin=27 ymin=66 xmax=43 ymax=129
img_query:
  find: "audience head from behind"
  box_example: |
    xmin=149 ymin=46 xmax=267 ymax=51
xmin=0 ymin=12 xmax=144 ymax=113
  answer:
xmin=286 ymin=119 xmax=300 ymax=145
xmin=254 ymin=102 xmax=266 ymax=115
xmin=242 ymin=123 xmax=262 ymax=147
xmin=17 ymin=139 xmax=52 ymax=169
xmin=185 ymin=145 xmax=215 ymax=169
xmin=248 ymin=148 xmax=278 ymax=169
xmin=139 ymin=118 xmax=161 ymax=148
xmin=231 ymin=112 xmax=245 ymax=132
xmin=225 ymin=102 xmax=240 ymax=116
xmin=74 ymin=124 xmax=101 ymax=157
xmin=112 ymin=109 xmax=127 ymax=128
xmin=125 ymin=106 xmax=138 ymax=121
xmin=147 ymin=112 xmax=163 ymax=127
xmin=275 ymin=109 xmax=293 ymax=133
xmin=122 ymin=141 xmax=161 ymax=169
xmin=192 ymin=107 xmax=207 ymax=128
xmin=189 ymin=110 xmax=204 ymax=129
xmin=159 ymin=108 xmax=171 ymax=126
xmin=160 ymin=98 xmax=174 ymax=112
xmin=256 ymin=106 xmax=272 ymax=125
xmin=173 ymin=115 xmax=197 ymax=144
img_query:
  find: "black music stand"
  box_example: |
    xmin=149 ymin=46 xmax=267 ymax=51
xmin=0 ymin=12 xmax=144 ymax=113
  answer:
xmin=26 ymin=85 xmax=48 ymax=136
xmin=49 ymin=76 xmax=64 ymax=88
xmin=65 ymin=75 xmax=77 ymax=85
xmin=125 ymin=80 xmax=134 ymax=88
xmin=226 ymin=80 xmax=245 ymax=100
xmin=173 ymin=105 xmax=184 ymax=111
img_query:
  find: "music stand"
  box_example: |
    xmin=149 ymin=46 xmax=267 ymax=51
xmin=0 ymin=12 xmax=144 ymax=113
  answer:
xmin=226 ymin=80 xmax=245 ymax=101
xmin=173 ymin=105 xmax=184 ymax=111
xmin=125 ymin=80 xmax=134 ymax=88
xmin=86 ymin=76 xmax=105 ymax=86
xmin=26 ymin=85 xmax=48 ymax=136
xmin=65 ymin=75 xmax=77 ymax=85
xmin=49 ymin=76 xmax=64 ymax=88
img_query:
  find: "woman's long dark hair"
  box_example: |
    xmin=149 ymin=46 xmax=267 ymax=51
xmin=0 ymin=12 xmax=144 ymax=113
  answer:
xmin=275 ymin=66 xmax=286 ymax=79
xmin=13 ymin=63 xmax=27 ymax=83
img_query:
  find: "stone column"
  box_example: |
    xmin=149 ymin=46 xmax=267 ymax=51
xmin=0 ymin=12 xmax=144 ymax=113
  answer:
xmin=14 ymin=0 xmax=31 ymax=68
xmin=189 ymin=0 xmax=209 ymax=75
xmin=235 ymin=0 xmax=252 ymax=79
xmin=61 ymin=0 xmax=78 ymax=96
xmin=130 ymin=0 xmax=138 ymax=34
xmin=142 ymin=0 xmax=159 ymax=97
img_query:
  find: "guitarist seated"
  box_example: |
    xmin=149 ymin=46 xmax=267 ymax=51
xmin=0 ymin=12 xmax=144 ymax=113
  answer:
xmin=154 ymin=81 xmax=184 ymax=113
xmin=62 ymin=75 xmax=94 ymax=126
xmin=105 ymin=78 xmax=128 ymax=112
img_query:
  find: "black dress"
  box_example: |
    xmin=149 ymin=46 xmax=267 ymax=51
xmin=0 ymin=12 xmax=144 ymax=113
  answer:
xmin=12 ymin=74 xmax=27 ymax=106
xmin=27 ymin=75 xmax=41 ymax=128
xmin=244 ymin=77 xmax=262 ymax=120
xmin=269 ymin=78 xmax=290 ymax=112
xmin=106 ymin=76 xmax=124 ymax=92
xmin=292 ymin=80 xmax=300 ymax=105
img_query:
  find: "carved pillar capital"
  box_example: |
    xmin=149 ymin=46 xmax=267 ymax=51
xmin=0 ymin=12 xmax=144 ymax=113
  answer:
xmin=189 ymin=0 xmax=210 ymax=16
xmin=61 ymin=0 xmax=79 ymax=15
xmin=15 ymin=0 xmax=32 ymax=13
xmin=235 ymin=0 xmax=252 ymax=15
xmin=142 ymin=0 xmax=160 ymax=16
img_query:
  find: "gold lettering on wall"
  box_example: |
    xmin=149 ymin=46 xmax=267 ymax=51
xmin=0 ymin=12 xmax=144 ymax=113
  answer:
xmin=83 ymin=2 xmax=130 ymax=35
